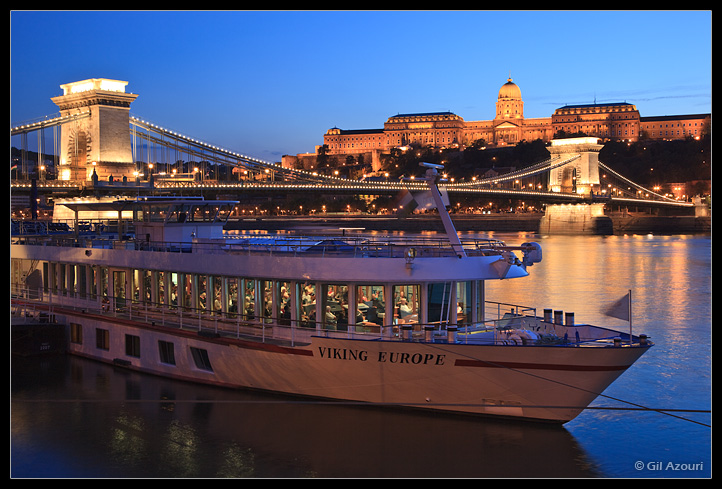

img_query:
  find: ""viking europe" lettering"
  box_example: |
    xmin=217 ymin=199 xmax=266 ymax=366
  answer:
xmin=317 ymin=347 xmax=445 ymax=365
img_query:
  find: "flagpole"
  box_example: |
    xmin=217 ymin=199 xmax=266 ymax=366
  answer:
xmin=628 ymin=289 xmax=632 ymax=345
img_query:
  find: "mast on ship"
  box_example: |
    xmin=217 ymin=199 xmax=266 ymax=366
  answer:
xmin=419 ymin=162 xmax=466 ymax=258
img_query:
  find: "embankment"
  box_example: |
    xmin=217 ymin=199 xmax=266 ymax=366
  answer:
xmin=225 ymin=213 xmax=710 ymax=235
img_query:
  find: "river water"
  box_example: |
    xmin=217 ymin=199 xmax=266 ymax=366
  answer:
xmin=11 ymin=232 xmax=711 ymax=478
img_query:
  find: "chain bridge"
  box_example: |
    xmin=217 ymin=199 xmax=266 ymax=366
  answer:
xmin=11 ymin=78 xmax=698 ymax=217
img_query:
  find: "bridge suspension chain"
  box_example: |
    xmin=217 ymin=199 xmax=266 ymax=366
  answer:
xmin=598 ymin=161 xmax=676 ymax=202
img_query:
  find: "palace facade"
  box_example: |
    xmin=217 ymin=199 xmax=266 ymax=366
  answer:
xmin=283 ymin=77 xmax=709 ymax=172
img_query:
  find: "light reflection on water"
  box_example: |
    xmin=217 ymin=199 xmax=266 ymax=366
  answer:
xmin=483 ymin=232 xmax=711 ymax=478
xmin=11 ymin=355 xmax=600 ymax=478
xmin=11 ymin=232 xmax=711 ymax=478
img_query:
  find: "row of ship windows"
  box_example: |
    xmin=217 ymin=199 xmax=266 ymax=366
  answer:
xmin=71 ymin=324 xmax=215 ymax=372
xmin=37 ymin=261 xmax=482 ymax=328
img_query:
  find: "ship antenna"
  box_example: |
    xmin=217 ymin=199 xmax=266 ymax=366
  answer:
xmin=419 ymin=162 xmax=466 ymax=258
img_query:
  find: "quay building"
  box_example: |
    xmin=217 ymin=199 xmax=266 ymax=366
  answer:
xmin=284 ymin=77 xmax=710 ymax=173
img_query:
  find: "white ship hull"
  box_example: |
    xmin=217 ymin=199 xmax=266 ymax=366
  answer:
xmin=29 ymin=303 xmax=648 ymax=424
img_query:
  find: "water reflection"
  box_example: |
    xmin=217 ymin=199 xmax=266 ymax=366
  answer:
xmin=11 ymin=232 xmax=710 ymax=478
xmin=483 ymin=234 xmax=710 ymax=330
xmin=12 ymin=355 xmax=600 ymax=478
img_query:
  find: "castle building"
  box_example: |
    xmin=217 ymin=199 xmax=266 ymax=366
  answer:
xmin=290 ymin=77 xmax=709 ymax=173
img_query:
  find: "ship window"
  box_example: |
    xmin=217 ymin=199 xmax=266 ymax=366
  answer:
xmin=89 ymin=266 xmax=98 ymax=299
xmin=58 ymin=263 xmax=66 ymax=295
xmin=70 ymin=323 xmax=82 ymax=345
xmin=227 ymin=277 xmax=239 ymax=316
xmin=169 ymin=273 xmax=179 ymax=308
xmin=197 ymin=275 xmax=208 ymax=311
xmin=190 ymin=347 xmax=213 ymax=372
xmin=142 ymin=270 xmax=152 ymax=303
xmin=180 ymin=273 xmax=193 ymax=311
xmin=300 ymin=282 xmax=316 ymax=328
xmin=132 ymin=269 xmax=142 ymax=302
xmin=427 ymin=282 xmax=452 ymax=327
xmin=211 ymin=276 xmax=223 ymax=314
xmin=100 ymin=268 xmax=109 ymax=300
xmin=158 ymin=340 xmax=176 ymax=365
xmin=457 ymin=281 xmax=472 ymax=326
xmin=242 ymin=279 xmax=257 ymax=320
xmin=96 ymin=328 xmax=109 ymax=350
xmin=476 ymin=280 xmax=485 ymax=323
xmin=125 ymin=334 xmax=140 ymax=358
xmin=262 ymin=280 xmax=274 ymax=323
xmin=321 ymin=283 xmax=348 ymax=330
xmin=157 ymin=271 xmax=165 ymax=306
xmin=356 ymin=285 xmax=385 ymax=327
xmin=394 ymin=285 xmax=419 ymax=325
xmin=43 ymin=262 xmax=49 ymax=293
xmin=67 ymin=264 xmax=77 ymax=296
xmin=277 ymin=281 xmax=291 ymax=326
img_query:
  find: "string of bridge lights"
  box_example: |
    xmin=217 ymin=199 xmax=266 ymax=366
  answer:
xmin=12 ymin=114 xmax=692 ymax=207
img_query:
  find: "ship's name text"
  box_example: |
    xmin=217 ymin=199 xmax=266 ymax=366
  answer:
xmin=318 ymin=347 xmax=445 ymax=365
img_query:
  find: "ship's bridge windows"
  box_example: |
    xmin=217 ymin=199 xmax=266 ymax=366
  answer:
xmin=427 ymin=281 xmax=480 ymax=327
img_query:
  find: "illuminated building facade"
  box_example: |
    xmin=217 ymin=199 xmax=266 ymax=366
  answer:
xmin=312 ymin=77 xmax=710 ymax=171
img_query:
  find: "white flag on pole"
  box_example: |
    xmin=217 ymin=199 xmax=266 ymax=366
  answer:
xmin=603 ymin=291 xmax=631 ymax=321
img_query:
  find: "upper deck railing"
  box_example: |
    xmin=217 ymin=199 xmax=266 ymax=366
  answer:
xmin=11 ymin=227 xmax=510 ymax=259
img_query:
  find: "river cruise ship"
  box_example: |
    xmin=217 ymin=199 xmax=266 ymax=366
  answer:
xmin=11 ymin=164 xmax=652 ymax=423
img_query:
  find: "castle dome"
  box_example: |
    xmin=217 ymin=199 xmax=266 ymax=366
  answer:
xmin=498 ymin=76 xmax=522 ymax=100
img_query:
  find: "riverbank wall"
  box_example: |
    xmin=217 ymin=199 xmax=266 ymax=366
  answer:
xmin=225 ymin=213 xmax=710 ymax=235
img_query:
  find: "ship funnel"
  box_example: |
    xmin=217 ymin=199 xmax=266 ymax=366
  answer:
xmin=544 ymin=309 xmax=553 ymax=323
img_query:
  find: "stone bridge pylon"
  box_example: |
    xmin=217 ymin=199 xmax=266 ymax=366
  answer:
xmin=547 ymin=136 xmax=603 ymax=195
xmin=540 ymin=137 xmax=611 ymax=234
xmin=51 ymin=78 xmax=138 ymax=182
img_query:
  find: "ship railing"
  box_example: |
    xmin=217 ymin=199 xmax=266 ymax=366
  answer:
xmin=10 ymin=285 xmax=387 ymax=347
xmin=11 ymin=286 xmax=641 ymax=347
xmin=11 ymin=233 xmax=509 ymax=258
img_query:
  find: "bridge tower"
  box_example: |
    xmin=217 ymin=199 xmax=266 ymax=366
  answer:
xmin=541 ymin=137 xmax=611 ymax=234
xmin=51 ymin=78 xmax=138 ymax=182
xmin=547 ymin=137 xmax=603 ymax=194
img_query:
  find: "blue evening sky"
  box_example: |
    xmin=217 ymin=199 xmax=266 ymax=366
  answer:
xmin=11 ymin=10 xmax=711 ymax=163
